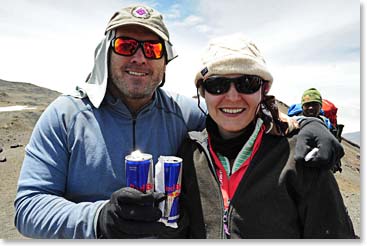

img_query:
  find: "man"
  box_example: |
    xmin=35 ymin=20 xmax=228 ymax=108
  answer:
xmin=288 ymin=88 xmax=333 ymax=129
xmin=302 ymin=88 xmax=323 ymax=117
xmin=301 ymin=88 xmax=332 ymax=127
xmin=14 ymin=4 xmax=205 ymax=239
xmin=301 ymin=88 xmax=342 ymax=172
xmin=14 ymin=4 xmax=344 ymax=239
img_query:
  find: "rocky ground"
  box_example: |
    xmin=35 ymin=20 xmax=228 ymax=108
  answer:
xmin=0 ymin=80 xmax=361 ymax=239
xmin=0 ymin=79 xmax=60 ymax=239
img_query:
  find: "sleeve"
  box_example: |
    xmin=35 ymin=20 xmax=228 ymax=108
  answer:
xmin=176 ymin=94 xmax=207 ymax=132
xmin=296 ymin=167 xmax=356 ymax=238
xmin=14 ymin=98 xmax=106 ymax=239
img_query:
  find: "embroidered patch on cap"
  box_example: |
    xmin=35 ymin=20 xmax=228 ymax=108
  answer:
xmin=132 ymin=6 xmax=151 ymax=19
xmin=201 ymin=67 xmax=208 ymax=76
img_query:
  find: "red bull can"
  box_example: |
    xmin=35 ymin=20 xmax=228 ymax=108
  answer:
xmin=161 ymin=156 xmax=182 ymax=223
xmin=125 ymin=150 xmax=153 ymax=193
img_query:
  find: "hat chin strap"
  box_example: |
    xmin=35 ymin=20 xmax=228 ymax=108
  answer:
xmin=196 ymin=88 xmax=208 ymax=115
xmin=158 ymin=73 xmax=166 ymax=87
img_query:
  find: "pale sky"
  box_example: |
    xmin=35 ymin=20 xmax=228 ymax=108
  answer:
xmin=0 ymin=0 xmax=361 ymax=133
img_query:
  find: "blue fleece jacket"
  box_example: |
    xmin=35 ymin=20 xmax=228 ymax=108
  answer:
xmin=14 ymin=89 xmax=206 ymax=238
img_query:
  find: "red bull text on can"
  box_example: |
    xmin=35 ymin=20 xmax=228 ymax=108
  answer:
xmin=125 ymin=150 xmax=154 ymax=193
xmin=162 ymin=156 xmax=182 ymax=223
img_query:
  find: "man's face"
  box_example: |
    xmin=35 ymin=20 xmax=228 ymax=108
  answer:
xmin=302 ymin=101 xmax=321 ymax=117
xmin=109 ymin=25 xmax=166 ymax=105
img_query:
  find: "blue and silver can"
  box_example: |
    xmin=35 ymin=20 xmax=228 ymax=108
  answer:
xmin=125 ymin=150 xmax=154 ymax=193
xmin=161 ymin=156 xmax=182 ymax=224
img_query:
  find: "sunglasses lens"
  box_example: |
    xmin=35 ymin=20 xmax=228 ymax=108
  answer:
xmin=114 ymin=38 xmax=138 ymax=56
xmin=113 ymin=37 xmax=164 ymax=59
xmin=236 ymin=76 xmax=262 ymax=94
xmin=203 ymin=75 xmax=263 ymax=95
xmin=143 ymin=42 xmax=164 ymax=59
xmin=203 ymin=78 xmax=230 ymax=95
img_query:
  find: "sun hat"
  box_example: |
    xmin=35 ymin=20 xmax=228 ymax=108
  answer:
xmin=74 ymin=4 xmax=177 ymax=109
xmin=105 ymin=4 xmax=177 ymax=62
xmin=195 ymin=33 xmax=273 ymax=96
xmin=106 ymin=5 xmax=169 ymax=41
xmin=301 ymin=88 xmax=322 ymax=106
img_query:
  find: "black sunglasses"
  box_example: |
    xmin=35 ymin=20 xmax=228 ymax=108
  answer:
xmin=201 ymin=75 xmax=265 ymax=95
xmin=111 ymin=36 xmax=165 ymax=59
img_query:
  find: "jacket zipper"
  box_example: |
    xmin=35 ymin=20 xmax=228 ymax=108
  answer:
xmin=226 ymin=206 xmax=233 ymax=238
xmin=225 ymin=156 xmax=258 ymax=238
xmin=132 ymin=115 xmax=137 ymax=150
xmin=193 ymin=129 xmax=263 ymax=238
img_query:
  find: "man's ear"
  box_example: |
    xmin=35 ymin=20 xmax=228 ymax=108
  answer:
xmin=158 ymin=73 xmax=166 ymax=87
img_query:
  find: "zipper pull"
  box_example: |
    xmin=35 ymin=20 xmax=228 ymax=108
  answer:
xmin=223 ymin=209 xmax=230 ymax=236
xmin=223 ymin=209 xmax=228 ymax=223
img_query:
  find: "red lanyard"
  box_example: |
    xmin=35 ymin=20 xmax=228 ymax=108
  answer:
xmin=208 ymin=125 xmax=265 ymax=209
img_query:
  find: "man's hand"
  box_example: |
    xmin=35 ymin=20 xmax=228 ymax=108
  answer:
xmin=294 ymin=117 xmax=344 ymax=169
xmin=97 ymin=187 xmax=166 ymax=238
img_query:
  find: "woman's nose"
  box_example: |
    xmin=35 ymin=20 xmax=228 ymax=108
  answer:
xmin=225 ymin=83 xmax=240 ymax=100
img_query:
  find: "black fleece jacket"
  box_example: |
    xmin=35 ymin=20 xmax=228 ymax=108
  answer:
xmin=177 ymin=130 xmax=355 ymax=239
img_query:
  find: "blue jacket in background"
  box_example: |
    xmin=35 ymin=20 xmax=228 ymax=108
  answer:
xmin=287 ymin=103 xmax=332 ymax=129
xmin=14 ymin=89 xmax=206 ymax=238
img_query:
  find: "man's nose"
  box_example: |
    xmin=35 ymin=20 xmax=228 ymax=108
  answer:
xmin=131 ymin=46 xmax=147 ymax=64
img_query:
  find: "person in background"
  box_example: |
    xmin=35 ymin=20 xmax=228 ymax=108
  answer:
xmin=290 ymin=88 xmax=342 ymax=172
xmin=301 ymin=88 xmax=333 ymax=128
xmin=14 ymin=4 xmax=345 ymax=239
xmin=177 ymin=33 xmax=354 ymax=239
xmin=287 ymin=87 xmax=334 ymax=130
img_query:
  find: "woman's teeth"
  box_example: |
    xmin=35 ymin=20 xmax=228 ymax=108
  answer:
xmin=221 ymin=108 xmax=244 ymax=114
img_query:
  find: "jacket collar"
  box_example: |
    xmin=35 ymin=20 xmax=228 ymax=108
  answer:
xmin=189 ymin=129 xmax=208 ymax=147
xmin=103 ymin=89 xmax=158 ymax=117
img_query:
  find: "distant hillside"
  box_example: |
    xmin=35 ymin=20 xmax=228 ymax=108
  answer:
xmin=342 ymin=132 xmax=360 ymax=147
xmin=0 ymin=79 xmax=61 ymax=139
xmin=0 ymin=79 xmax=60 ymax=107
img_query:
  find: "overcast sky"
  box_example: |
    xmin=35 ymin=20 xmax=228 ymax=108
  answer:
xmin=0 ymin=0 xmax=361 ymax=134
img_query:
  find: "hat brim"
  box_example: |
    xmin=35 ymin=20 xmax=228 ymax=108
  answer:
xmin=302 ymin=99 xmax=322 ymax=106
xmin=105 ymin=22 xmax=169 ymax=41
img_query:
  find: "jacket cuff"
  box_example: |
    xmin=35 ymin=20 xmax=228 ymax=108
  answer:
xmin=93 ymin=200 xmax=109 ymax=239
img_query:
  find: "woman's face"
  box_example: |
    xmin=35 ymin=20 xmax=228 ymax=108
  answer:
xmin=203 ymin=74 xmax=262 ymax=138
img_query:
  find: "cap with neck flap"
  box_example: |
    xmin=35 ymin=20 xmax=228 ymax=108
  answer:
xmin=76 ymin=4 xmax=177 ymax=108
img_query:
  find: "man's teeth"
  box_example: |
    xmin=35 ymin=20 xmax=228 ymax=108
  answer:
xmin=127 ymin=71 xmax=147 ymax=76
xmin=221 ymin=108 xmax=244 ymax=114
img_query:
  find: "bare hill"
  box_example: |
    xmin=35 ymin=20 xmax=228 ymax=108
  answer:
xmin=0 ymin=79 xmax=60 ymax=107
xmin=0 ymin=79 xmax=60 ymax=239
xmin=0 ymin=80 xmax=360 ymax=239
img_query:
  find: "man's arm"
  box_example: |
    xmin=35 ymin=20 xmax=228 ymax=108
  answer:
xmin=14 ymin=98 xmax=104 ymax=238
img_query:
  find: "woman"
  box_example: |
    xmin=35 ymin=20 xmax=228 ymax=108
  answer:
xmin=178 ymin=34 xmax=355 ymax=239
